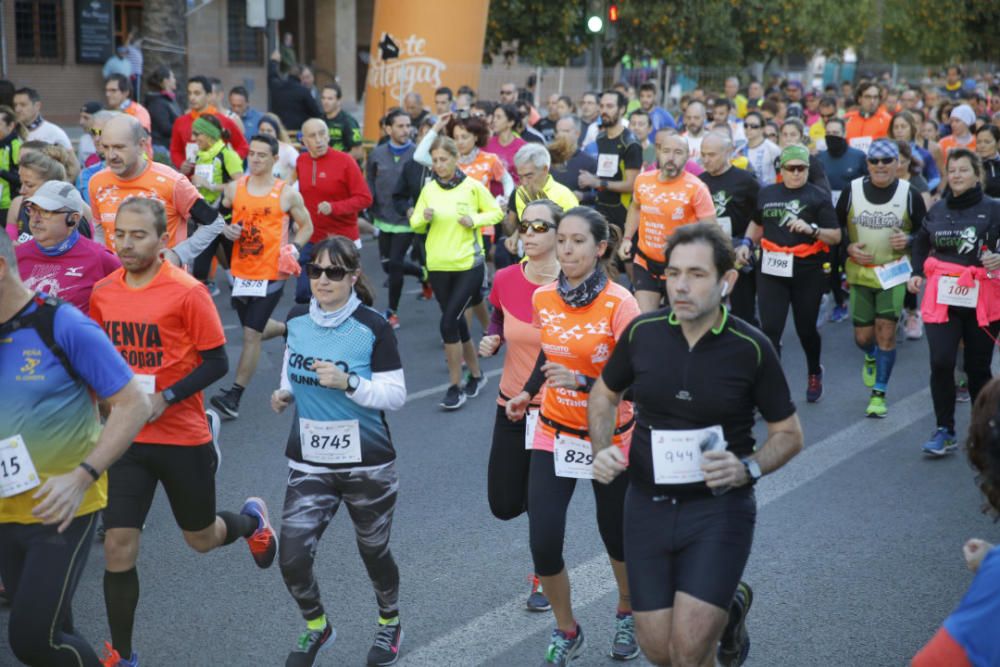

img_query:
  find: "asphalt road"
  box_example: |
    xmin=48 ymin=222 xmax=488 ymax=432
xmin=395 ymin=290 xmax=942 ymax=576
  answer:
xmin=2 ymin=240 xmax=995 ymax=667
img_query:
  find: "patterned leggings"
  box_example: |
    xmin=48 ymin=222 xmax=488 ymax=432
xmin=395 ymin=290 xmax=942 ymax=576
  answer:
xmin=279 ymin=461 xmax=400 ymax=621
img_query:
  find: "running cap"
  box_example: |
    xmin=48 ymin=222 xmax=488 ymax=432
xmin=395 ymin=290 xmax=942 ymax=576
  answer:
xmin=81 ymin=101 xmax=102 ymax=114
xmin=867 ymin=139 xmax=899 ymax=161
xmin=950 ymin=104 xmax=976 ymax=128
xmin=26 ymin=180 xmax=85 ymax=214
xmin=779 ymin=144 xmax=810 ymax=167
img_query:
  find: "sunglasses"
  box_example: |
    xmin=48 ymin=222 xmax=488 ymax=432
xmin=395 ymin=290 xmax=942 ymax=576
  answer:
xmin=867 ymin=157 xmax=896 ymax=165
xmin=781 ymin=164 xmax=808 ymax=173
xmin=90 ymin=128 xmax=102 ymax=137
xmin=306 ymin=264 xmax=351 ymax=281
xmin=518 ymin=219 xmax=556 ymax=234
xmin=745 ymin=123 xmax=762 ymax=129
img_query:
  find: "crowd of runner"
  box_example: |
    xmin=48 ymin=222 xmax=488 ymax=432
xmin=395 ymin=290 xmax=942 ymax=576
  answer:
xmin=2 ymin=60 xmax=1000 ymax=667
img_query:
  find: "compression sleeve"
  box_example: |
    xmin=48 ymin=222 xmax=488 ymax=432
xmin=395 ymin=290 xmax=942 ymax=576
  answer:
xmin=522 ymin=350 xmax=547 ymax=397
xmin=164 ymin=345 xmax=229 ymax=402
xmin=413 ymin=129 xmax=436 ymax=167
xmin=170 ymin=213 xmax=224 ymax=266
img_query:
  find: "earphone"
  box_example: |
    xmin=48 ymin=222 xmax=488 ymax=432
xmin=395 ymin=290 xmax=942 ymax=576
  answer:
xmin=720 ymin=282 xmax=729 ymax=298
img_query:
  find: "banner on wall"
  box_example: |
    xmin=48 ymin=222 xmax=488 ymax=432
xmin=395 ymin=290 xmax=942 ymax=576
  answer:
xmin=363 ymin=0 xmax=491 ymax=141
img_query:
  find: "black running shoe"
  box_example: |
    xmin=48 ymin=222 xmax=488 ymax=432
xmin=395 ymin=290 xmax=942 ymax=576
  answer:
xmin=718 ymin=581 xmax=753 ymax=667
xmin=441 ymin=385 xmax=466 ymax=410
xmin=210 ymin=389 xmax=240 ymax=420
xmin=463 ymin=372 xmax=488 ymax=398
xmin=367 ymin=622 xmax=403 ymax=666
xmin=286 ymin=624 xmax=335 ymax=667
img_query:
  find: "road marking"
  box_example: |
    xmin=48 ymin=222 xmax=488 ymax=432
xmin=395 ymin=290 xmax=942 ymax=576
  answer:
xmin=405 ymin=368 xmax=504 ymax=403
xmin=398 ymin=387 xmax=933 ymax=666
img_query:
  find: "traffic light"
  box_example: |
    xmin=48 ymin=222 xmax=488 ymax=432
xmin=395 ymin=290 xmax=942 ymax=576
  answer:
xmin=608 ymin=4 xmax=618 ymax=22
xmin=587 ymin=0 xmax=605 ymax=33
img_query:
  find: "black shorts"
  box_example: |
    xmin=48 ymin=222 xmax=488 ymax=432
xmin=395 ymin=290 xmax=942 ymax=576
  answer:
xmin=632 ymin=261 xmax=666 ymax=296
xmin=232 ymin=281 xmax=285 ymax=332
xmin=104 ymin=442 xmax=219 ymax=532
xmin=624 ymin=484 xmax=756 ymax=611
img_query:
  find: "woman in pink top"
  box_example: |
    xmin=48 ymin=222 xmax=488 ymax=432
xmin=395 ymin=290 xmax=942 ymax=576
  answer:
xmin=486 ymin=104 xmax=528 ymax=184
xmin=479 ymin=199 xmax=561 ymax=612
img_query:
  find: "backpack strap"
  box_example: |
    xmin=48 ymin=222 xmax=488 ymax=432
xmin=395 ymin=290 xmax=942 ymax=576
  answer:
xmin=0 ymin=294 xmax=81 ymax=382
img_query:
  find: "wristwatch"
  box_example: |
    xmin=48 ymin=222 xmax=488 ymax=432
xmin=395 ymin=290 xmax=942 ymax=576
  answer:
xmin=599 ymin=179 xmax=609 ymax=191
xmin=162 ymin=387 xmax=178 ymax=405
xmin=346 ymin=372 xmax=361 ymax=394
xmin=741 ymin=458 xmax=762 ymax=485
xmin=809 ymin=223 xmax=820 ymax=239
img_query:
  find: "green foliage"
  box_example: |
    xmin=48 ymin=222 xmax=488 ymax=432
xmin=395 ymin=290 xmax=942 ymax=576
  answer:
xmin=485 ymin=1 xmax=588 ymax=66
xmin=883 ymin=0 xmax=1000 ymax=64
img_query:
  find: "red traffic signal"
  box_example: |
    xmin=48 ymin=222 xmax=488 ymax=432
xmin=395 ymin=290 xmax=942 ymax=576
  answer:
xmin=608 ymin=3 xmax=618 ymax=22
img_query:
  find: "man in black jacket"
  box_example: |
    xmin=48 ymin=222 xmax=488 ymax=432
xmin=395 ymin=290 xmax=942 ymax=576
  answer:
xmin=268 ymin=49 xmax=323 ymax=132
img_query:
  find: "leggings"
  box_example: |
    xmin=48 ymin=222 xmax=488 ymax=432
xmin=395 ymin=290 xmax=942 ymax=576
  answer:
xmin=729 ymin=268 xmax=758 ymax=327
xmin=279 ymin=462 xmax=400 ymax=621
xmin=827 ymin=242 xmax=847 ymax=307
xmin=925 ymin=308 xmax=1000 ymax=431
xmin=378 ymin=231 xmax=424 ymax=313
xmin=488 ymin=403 xmax=533 ymax=520
xmin=0 ymin=512 xmax=101 ymax=666
xmin=428 ymin=264 xmax=485 ymax=344
xmin=528 ymin=449 xmax=628 ymax=577
xmin=757 ymin=262 xmax=826 ymax=375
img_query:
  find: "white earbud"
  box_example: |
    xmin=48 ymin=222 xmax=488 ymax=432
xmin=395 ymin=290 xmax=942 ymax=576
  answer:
xmin=720 ymin=283 xmax=729 ymax=298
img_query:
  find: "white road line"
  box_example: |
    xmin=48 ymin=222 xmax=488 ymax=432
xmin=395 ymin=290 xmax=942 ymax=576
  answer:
xmin=398 ymin=387 xmax=933 ymax=666
xmin=405 ymin=368 xmax=505 ymax=403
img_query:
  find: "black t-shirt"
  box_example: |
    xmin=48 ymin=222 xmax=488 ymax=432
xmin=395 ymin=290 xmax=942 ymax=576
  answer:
xmin=912 ymin=192 xmax=1000 ymax=275
xmin=594 ymin=129 xmax=642 ymax=226
xmin=756 ymin=182 xmax=839 ymax=265
xmin=602 ymin=307 xmax=795 ymax=496
xmin=983 ymin=158 xmax=1000 ymax=198
xmin=534 ymin=117 xmax=558 ymax=143
xmin=325 ymin=111 xmax=361 ymax=152
xmin=699 ymin=167 xmax=761 ymax=239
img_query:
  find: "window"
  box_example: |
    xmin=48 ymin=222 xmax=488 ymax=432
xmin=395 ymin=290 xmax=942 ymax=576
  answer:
xmin=113 ymin=0 xmax=143 ymax=47
xmin=15 ymin=0 xmax=64 ymax=63
xmin=226 ymin=0 xmax=263 ymax=65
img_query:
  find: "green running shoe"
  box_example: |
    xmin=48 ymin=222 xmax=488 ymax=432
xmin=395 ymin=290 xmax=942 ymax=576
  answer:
xmin=865 ymin=394 xmax=888 ymax=418
xmin=862 ymin=354 xmax=876 ymax=388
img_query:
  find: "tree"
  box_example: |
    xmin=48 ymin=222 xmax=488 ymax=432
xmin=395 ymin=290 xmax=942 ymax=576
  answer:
xmin=485 ymin=1 xmax=588 ymax=66
xmin=607 ymin=0 xmax=741 ymax=68
xmin=141 ymin=0 xmax=188 ymax=99
xmin=882 ymin=0 xmax=1000 ymax=64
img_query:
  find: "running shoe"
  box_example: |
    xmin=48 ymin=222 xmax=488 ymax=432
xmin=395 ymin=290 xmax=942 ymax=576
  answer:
xmin=541 ymin=626 xmax=585 ymax=665
xmin=610 ymin=613 xmax=639 ymax=661
xmin=419 ymin=282 xmax=434 ymax=300
xmin=286 ymin=624 xmax=335 ymax=667
xmin=101 ymin=643 xmax=139 ymax=667
xmin=865 ymin=394 xmax=888 ymax=419
xmin=367 ymin=622 xmax=403 ymax=666
xmin=956 ymin=379 xmax=971 ymax=403
xmin=385 ymin=311 xmax=400 ymax=330
xmin=862 ymin=354 xmax=876 ymax=388
xmin=464 ymin=372 xmax=488 ymax=398
xmin=441 ymin=384 xmax=466 ymax=410
xmin=922 ymin=427 xmax=958 ymax=457
xmin=718 ymin=581 xmax=753 ymax=667
xmin=204 ymin=281 xmax=220 ymax=297
xmin=206 ymin=409 xmax=222 ymax=474
xmin=806 ymin=366 xmax=824 ymax=403
xmin=527 ymin=574 xmax=551 ymax=612
xmin=829 ymin=304 xmax=850 ymax=323
xmin=210 ymin=388 xmax=240 ymax=420
xmin=240 ymin=497 xmax=277 ymax=568
xmin=903 ymin=310 xmax=924 ymax=340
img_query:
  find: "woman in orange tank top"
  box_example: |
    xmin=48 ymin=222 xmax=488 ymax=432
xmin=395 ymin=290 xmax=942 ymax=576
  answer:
xmin=506 ymin=206 xmax=642 ymax=664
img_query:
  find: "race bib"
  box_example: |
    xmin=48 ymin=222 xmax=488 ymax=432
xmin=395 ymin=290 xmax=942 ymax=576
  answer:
xmin=299 ymin=419 xmax=362 ymax=465
xmin=937 ymin=276 xmax=979 ymax=308
xmin=761 ymin=249 xmax=794 ymax=277
xmin=717 ymin=216 xmax=733 ymax=237
xmin=525 ymin=409 xmax=539 ymax=450
xmin=596 ymin=153 xmax=619 ymax=178
xmin=553 ymin=435 xmax=594 ymax=479
xmin=874 ymin=257 xmax=912 ymax=290
xmin=134 ymin=374 xmax=156 ymax=394
xmin=849 ymin=136 xmax=873 ymax=153
xmin=0 ymin=435 xmax=41 ymax=499
xmin=194 ymin=163 xmax=214 ymax=184
xmin=232 ymin=278 xmax=268 ymax=298
xmin=651 ymin=425 xmax=726 ymax=485
xmin=185 ymin=142 xmax=199 ymax=162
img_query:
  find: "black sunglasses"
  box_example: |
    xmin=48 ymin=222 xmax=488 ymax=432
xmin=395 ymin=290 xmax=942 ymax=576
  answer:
xmin=306 ymin=264 xmax=351 ymax=281
xmin=745 ymin=123 xmax=762 ymax=129
xmin=518 ymin=219 xmax=556 ymax=235
xmin=867 ymin=157 xmax=896 ymax=165
xmin=781 ymin=164 xmax=808 ymax=173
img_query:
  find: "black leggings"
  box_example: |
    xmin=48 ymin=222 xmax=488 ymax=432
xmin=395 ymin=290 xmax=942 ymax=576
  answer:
xmin=428 ymin=264 xmax=485 ymax=344
xmin=827 ymin=242 xmax=847 ymax=307
xmin=528 ymin=449 xmax=628 ymax=577
xmin=488 ymin=404 xmax=533 ymax=520
xmin=0 ymin=512 xmax=101 ymax=666
xmin=378 ymin=231 xmax=424 ymax=312
xmin=925 ymin=308 xmax=1000 ymax=430
xmin=729 ymin=269 xmax=758 ymax=327
xmin=757 ymin=262 xmax=826 ymax=375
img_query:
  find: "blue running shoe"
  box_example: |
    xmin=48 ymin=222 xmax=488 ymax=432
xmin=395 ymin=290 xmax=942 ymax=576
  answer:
xmin=922 ymin=428 xmax=957 ymax=457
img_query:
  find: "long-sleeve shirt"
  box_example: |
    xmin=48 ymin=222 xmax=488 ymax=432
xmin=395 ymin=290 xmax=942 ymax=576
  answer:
xmin=296 ymin=149 xmax=372 ymax=242
xmin=170 ymin=107 xmax=248 ymax=169
xmin=409 ymin=175 xmax=503 ymax=271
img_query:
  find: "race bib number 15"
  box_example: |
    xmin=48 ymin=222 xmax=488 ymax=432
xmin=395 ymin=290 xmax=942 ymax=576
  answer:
xmin=0 ymin=435 xmax=41 ymax=499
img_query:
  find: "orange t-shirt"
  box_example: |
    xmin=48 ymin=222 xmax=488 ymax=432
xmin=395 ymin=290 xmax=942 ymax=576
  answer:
xmin=633 ymin=170 xmax=715 ymax=267
xmin=939 ymin=134 xmax=976 ymax=155
xmin=122 ymin=101 xmax=152 ymax=132
xmin=532 ymin=280 xmax=639 ymax=454
xmin=88 ymin=161 xmax=202 ymax=252
xmin=89 ymin=262 xmax=226 ymax=445
xmin=231 ymin=176 xmax=289 ymax=281
xmin=461 ymin=151 xmax=506 ymax=189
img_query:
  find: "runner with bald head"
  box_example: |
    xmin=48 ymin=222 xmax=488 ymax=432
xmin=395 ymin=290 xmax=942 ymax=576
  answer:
xmin=88 ymin=115 xmax=225 ymax=266
xmin=622 ymin=132 xmax=716 ymax=312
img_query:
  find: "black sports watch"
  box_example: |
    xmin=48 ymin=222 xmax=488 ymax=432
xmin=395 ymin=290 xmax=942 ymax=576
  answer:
xmin=741 ymin=458 xmax=762 ymax=485
xmin=809 ymin=223 xmax=820 ymax=239
xmin=162 ymin=387 xmax=179 ymax=405
xmin=346 ymin=372 xmax=361 ymax=394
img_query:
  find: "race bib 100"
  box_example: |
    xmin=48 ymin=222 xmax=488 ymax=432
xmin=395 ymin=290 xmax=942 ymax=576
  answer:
xmin=299 ymin=419 xmax=362 ymax=465
xmin=937 ymin=276 xmax=979 ymax=308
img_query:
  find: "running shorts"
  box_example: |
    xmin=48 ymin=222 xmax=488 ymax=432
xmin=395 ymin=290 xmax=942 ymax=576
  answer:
xmin=849 ymin=283 xmax=905 ymax=327
xmin=233 ymin=281 xmax=285 ymax=332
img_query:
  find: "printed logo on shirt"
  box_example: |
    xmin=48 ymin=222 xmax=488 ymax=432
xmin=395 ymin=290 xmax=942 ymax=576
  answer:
xmin=287 ymin=352 xmax=351 ymax=387
xmin=591 ymin=343 xmax=610 ymax=365
xmin=675 ymin=389 xmax=692 ymax=401
xmin=64 ymin=266 xmax=84 ymax=277
xmin=102 ymin=320 xmax=165 ymax=369
xmin=712 ymin=190 xmax=732 ymax=218
xmin=16 ymin=349 xmax=43 ymax=381
xmin=854 ymin=210 xmax=902 ymax=230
